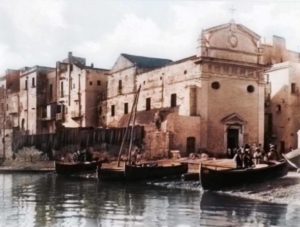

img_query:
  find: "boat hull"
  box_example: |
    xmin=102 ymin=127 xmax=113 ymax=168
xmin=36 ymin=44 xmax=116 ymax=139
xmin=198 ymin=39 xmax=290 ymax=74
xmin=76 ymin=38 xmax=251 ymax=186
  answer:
xmin=200 ymin=160 xmax=288 ymax=191
xmin=55 ymin=161 xmax=102 ymax=175
xmin=125 ymin=163 xmax=188 ymax=181
xmin=98 ymin=168 xmax=126 ymax=181
xmin=98 ymin=163 xmax=188 ymax=181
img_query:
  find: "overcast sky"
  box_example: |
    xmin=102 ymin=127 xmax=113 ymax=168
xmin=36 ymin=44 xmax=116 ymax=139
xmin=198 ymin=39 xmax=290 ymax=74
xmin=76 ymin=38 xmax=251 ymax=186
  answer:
xmin=0 ymin=0 xmax=300 ymax=73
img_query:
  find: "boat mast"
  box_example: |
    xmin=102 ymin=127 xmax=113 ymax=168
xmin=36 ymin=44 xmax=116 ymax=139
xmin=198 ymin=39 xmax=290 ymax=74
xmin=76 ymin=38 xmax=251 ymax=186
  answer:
xmin=128 ymin=87 xmax=140 ymax=165
xmin=117 ymin=85 xmax=141 ymax=167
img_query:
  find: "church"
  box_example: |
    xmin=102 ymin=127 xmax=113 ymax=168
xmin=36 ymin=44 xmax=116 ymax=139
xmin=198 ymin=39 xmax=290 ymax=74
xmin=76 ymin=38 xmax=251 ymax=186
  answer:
xmin=101 ymin=20 xmax=278 ymax=158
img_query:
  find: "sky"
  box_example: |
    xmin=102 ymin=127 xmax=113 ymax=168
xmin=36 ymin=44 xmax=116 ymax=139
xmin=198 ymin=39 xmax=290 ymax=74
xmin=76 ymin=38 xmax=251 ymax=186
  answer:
xmin=0 ymin=0 xmax=300 ymax=73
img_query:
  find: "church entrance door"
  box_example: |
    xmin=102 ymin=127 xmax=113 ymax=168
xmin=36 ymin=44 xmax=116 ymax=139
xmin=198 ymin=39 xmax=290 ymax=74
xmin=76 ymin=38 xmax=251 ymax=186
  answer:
xmin=227 ymin=128 xmax=239 ymax=149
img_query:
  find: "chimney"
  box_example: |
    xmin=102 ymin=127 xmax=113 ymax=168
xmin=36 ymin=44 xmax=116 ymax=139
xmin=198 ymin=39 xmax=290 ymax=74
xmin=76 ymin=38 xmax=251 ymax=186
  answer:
xmin=91 ymin=63 xmax=94 ymax=68
xmin=68 ymin=51 xmax=73 ymax=59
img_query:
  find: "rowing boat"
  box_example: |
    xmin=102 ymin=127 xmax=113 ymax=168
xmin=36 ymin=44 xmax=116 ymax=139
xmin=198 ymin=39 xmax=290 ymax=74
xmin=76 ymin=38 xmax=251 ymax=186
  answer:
xmin=200 ymin=160 xmax=288 ymax=190
xmin=55 ymin=161 xmax=102 ymax=175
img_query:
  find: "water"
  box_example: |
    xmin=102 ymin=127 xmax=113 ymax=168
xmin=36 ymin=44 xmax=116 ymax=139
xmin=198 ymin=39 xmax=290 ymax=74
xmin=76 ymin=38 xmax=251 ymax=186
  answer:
xmin=0 ymin=174 xmax=300 ymax=227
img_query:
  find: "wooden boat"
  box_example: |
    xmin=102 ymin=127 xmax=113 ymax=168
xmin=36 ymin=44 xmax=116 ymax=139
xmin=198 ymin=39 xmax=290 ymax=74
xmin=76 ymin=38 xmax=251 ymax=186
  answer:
xmin=98 ymin=162 xmax=188 ymax=181
xmin=124 ymin=162 xmax=188 ymax=181
xmin=98 ymin=166 xmax=126 ymax=181
xmin=200 ymin=160 xmax=288 ymax=191
xmin=55 ymin=161 xmax=102 ymax=175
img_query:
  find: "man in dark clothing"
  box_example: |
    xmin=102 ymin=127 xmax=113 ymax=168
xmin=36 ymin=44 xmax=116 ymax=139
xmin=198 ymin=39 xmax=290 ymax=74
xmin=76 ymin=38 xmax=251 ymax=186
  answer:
xmin=244 ymin=149 xmax=254 ymax=168
xmin=234 ymin=149 xmax=243 ymax=169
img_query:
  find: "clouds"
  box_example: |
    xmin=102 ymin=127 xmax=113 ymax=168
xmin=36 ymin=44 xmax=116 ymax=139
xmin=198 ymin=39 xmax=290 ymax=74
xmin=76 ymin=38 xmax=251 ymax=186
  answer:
xmin=0 ymin=0 xmax=300 ymax=73
xmin=0 ymin=0 xmax=67 ymax=71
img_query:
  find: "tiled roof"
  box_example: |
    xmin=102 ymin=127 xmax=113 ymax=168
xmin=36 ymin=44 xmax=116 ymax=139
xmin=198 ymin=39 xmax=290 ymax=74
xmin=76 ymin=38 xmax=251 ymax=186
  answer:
xmin=121 ymin=53 xmax=172 ymax=69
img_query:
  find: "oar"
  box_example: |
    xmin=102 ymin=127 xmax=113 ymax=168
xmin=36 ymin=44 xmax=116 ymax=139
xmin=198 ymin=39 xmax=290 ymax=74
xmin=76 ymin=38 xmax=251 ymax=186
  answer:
xmin=282 ymin=154 xmax=300 ymax=172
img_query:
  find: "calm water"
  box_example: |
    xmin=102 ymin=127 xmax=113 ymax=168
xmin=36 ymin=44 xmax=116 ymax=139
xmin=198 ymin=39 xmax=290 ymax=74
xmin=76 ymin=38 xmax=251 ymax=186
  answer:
xmin=0 ymin=174 xmax=300 ymax=227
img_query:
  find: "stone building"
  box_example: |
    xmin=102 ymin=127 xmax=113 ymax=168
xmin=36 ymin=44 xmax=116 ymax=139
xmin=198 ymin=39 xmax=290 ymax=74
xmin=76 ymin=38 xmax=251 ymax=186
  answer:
xmin=5 ymin=69 xmax=21 ymax=129
xmin=38 ymin=70 xmax=58 ymax=134
xmin=105 ymin=53 xmax=172 ymax=127
xmin=19 ymin=66 xmax=54 ymax=134
xmin=104 ymin=21 xmax=269 ymax=158
xmin=0 ymin=70 xmax=21 ymax=159
xmin=56 ymin=52 xmax=108 ymax=128
xmin=265 ymin=61 xmax=300 ymax=152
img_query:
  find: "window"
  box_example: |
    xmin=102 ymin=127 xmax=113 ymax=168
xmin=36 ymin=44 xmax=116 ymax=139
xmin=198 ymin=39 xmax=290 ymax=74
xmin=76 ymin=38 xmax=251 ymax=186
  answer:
xmin=124 ymin=103 xmax=128 ymax=114
xmin=291 ymin=83 xmax=296 ymax=94
xmin=99 ymin=106 xmax=102 ymax=115
xmin=32 ymin=77 xmax=35 ymax=87
xmin=97 ymin=80 xmax=101 ymax=86
xmin=118 ymin=80 xmax=122 ymax=92
xmin=60 ymin=81 xmax=64 ymax=97
xmin=211 ymin=81 xmax=220 ymax=89
xmin=184 ymin=70 xmax=187 ymax=75
xmin=49 ymin=84 xmax=53 ymax=99
xmin=171 ymin=93 xmax=177 ymax=107
xmin=247 ymin=85 xmax=255 ymax=93
xmin=25 ymin=79 xmax=28 ymax=90
xmin=21 ymin=119 xmax=25 ymax=130
xmin=89 ymin=81 xmax=93 ymax=86
xmin=111 ymin=105 xmax=115 ymax=116
xmin=146 ymin=98 xmax=151 ymax=111
xmin=276 ymin=104 xmax=281 ymax=113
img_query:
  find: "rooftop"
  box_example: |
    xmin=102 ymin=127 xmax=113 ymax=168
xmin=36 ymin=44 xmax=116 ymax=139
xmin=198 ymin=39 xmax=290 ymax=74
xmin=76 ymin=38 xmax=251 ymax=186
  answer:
xmin=121 ymin=53 xmax=172 ymax=69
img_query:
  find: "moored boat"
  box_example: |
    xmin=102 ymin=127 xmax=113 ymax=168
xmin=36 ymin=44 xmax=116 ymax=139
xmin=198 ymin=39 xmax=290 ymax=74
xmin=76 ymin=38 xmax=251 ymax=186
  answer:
xmin=55 ymin=161 xmax=102 ymax=175
xmin=98 ymin=162 xmax=188 ymax=181
xmin=200 ymin=160 xmax=288 ymax=190
xmin=125 ymin=162 xmax=188 ymax=181
xmin=98 ymin=166 xmax=126 ymax=181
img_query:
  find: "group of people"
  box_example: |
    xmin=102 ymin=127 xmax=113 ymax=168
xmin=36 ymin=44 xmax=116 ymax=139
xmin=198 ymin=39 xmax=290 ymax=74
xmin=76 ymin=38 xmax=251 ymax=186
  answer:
xmin=228 ymin=143 xmax=280 ymax=169
xmin=60 ymin=147 xmax=96 ymax=163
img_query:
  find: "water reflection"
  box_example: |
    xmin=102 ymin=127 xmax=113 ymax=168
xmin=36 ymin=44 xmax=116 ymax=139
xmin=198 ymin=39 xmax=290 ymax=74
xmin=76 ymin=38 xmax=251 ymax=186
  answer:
xmin=1 ymin=174 xmax=300 ymax=226
xmin=200 ymin=192 xmax=290 ymax=227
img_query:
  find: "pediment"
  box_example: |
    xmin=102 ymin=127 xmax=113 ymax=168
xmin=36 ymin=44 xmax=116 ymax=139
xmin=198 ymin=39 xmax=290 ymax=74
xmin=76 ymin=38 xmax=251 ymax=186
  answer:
xmin=111 ymin=55 xmax=135 ymax=72
xmin=221 ymin=113 xmax=246 ymax=125
xmin=201 ymin=22 xmax=261 ymax=56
